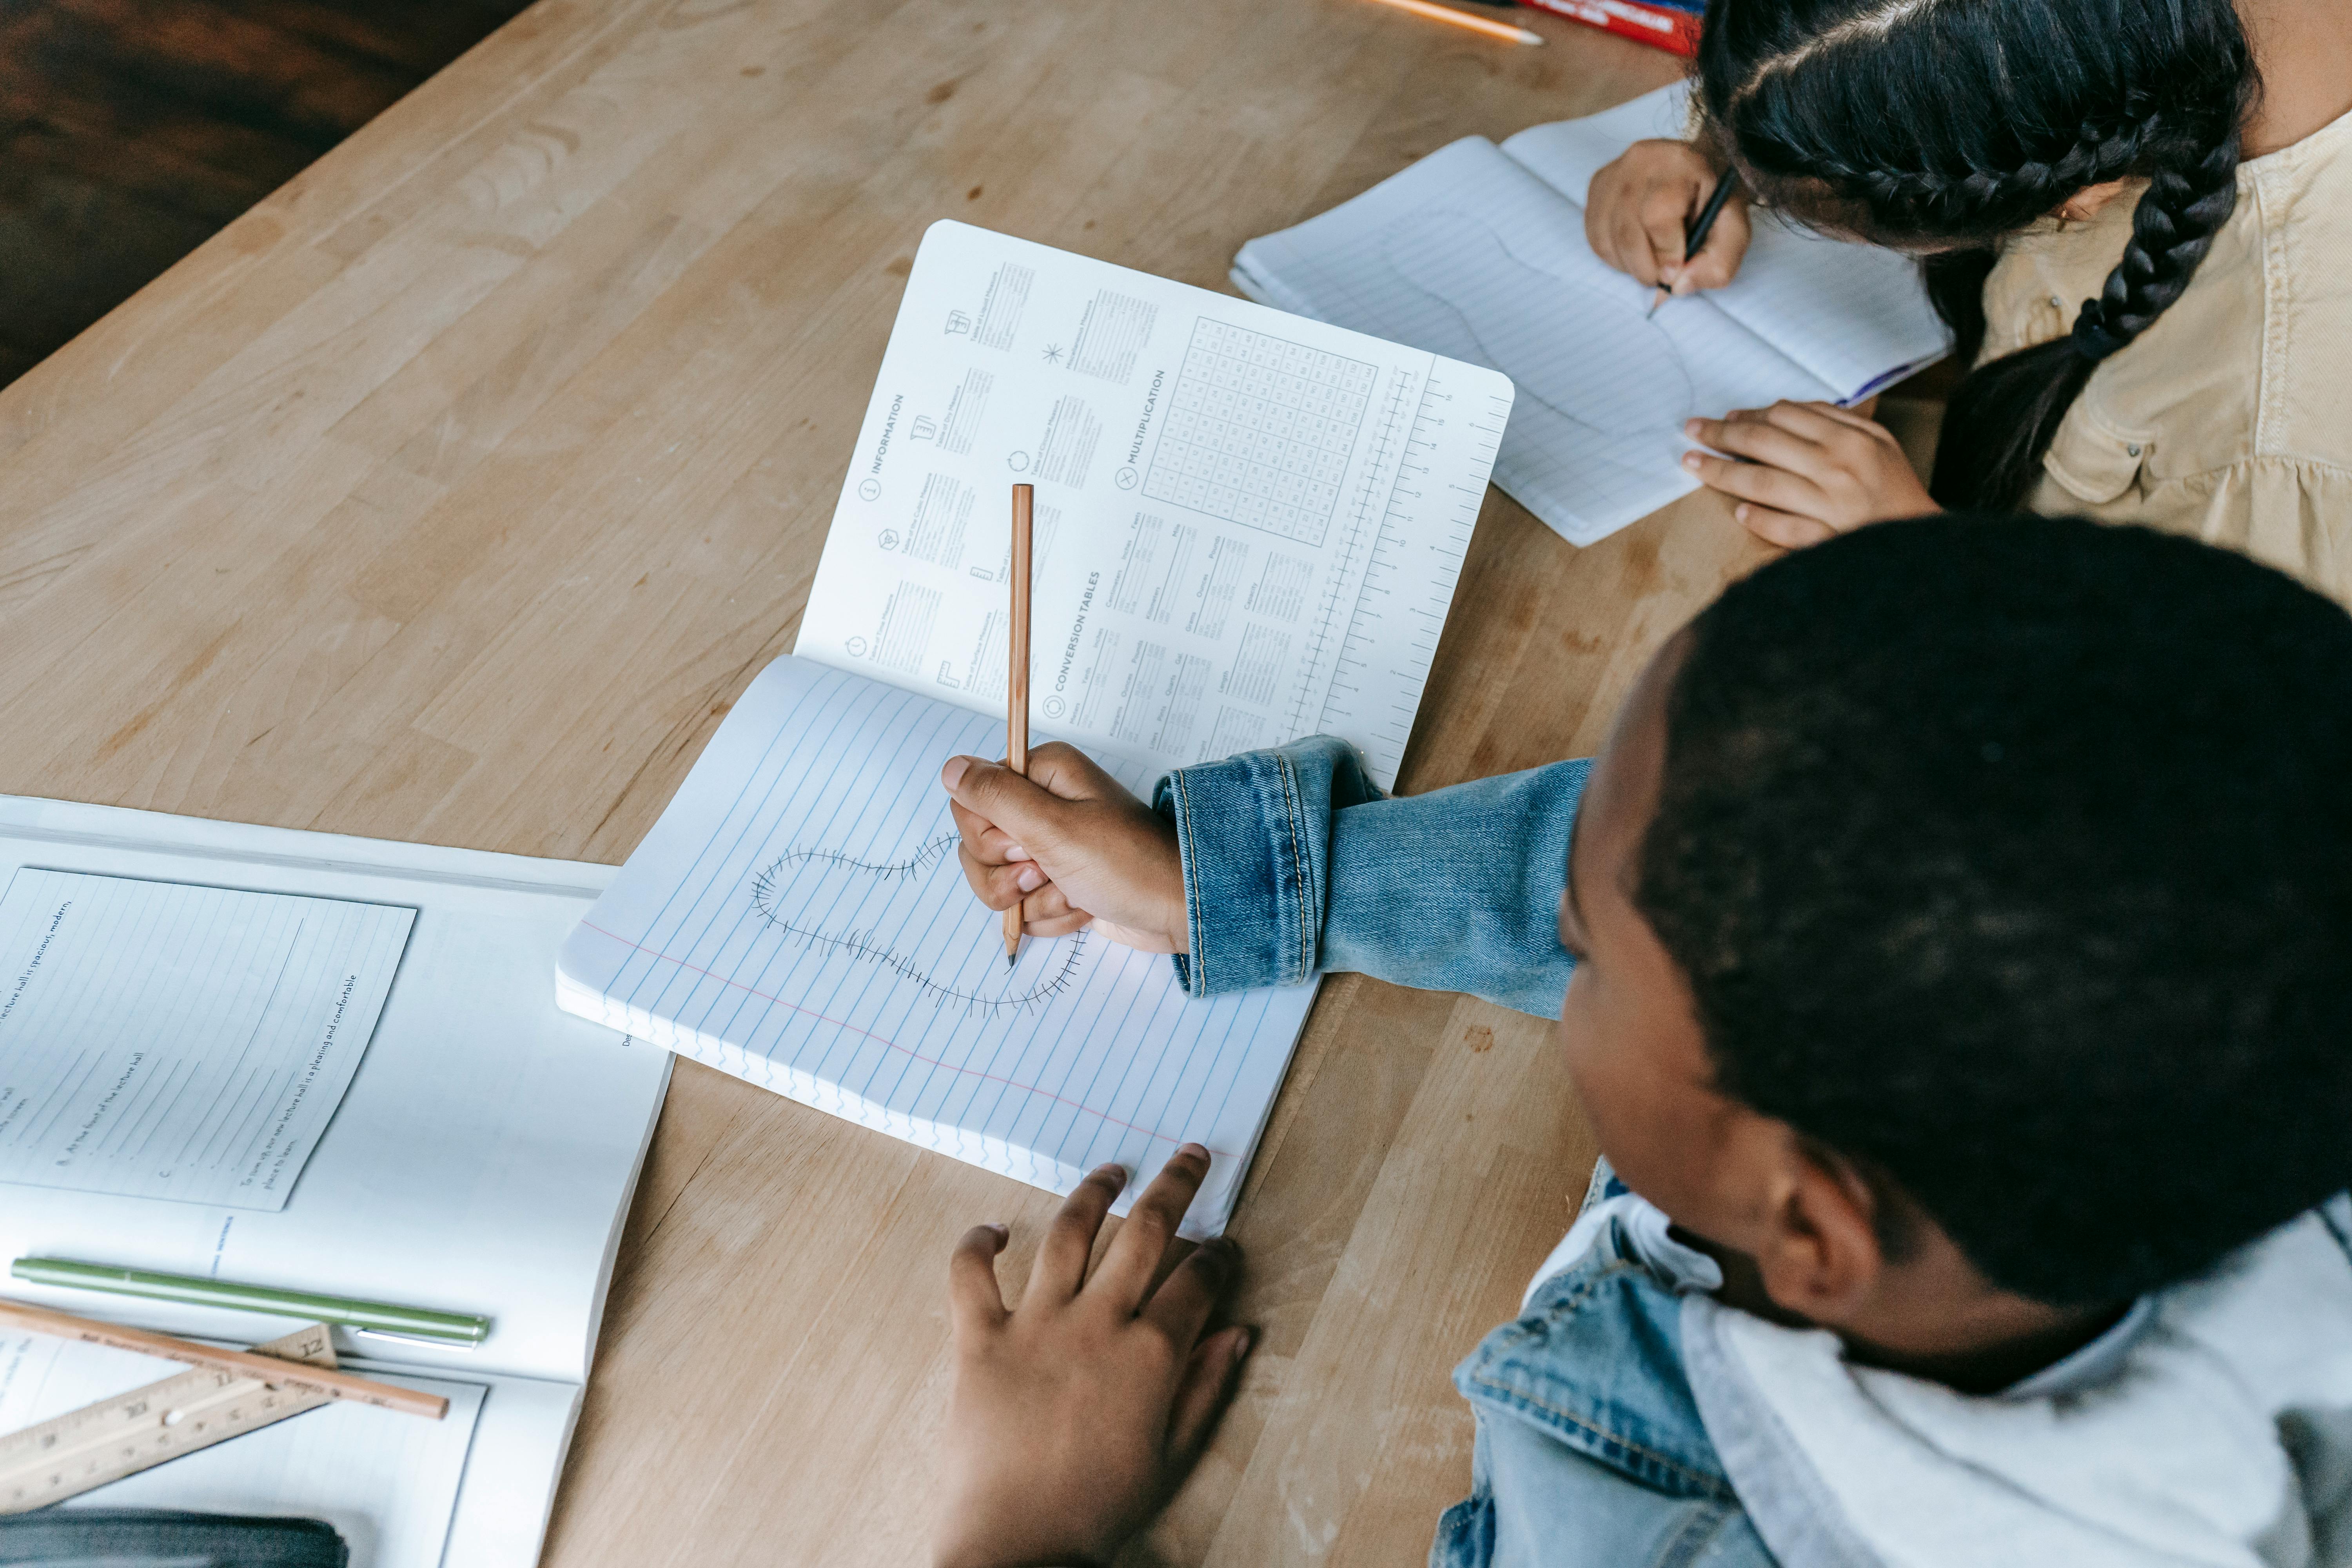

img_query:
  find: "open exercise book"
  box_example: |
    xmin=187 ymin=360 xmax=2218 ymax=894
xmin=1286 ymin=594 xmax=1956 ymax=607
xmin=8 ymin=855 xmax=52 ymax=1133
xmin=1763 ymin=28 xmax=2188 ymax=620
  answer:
xmin=557 ymin=221 xmax=1512 ymax=1236
xmin=1234 ymin=82 xmax=1952 ymax=545
xmin=0 ymin=797 xmax=670 ymax=1567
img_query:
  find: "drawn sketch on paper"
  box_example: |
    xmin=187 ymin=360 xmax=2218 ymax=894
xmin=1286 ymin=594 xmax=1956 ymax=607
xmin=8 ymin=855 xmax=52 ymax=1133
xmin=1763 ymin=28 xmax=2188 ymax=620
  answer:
xmin=749 ymin=839 xmax=1089 ymax=1015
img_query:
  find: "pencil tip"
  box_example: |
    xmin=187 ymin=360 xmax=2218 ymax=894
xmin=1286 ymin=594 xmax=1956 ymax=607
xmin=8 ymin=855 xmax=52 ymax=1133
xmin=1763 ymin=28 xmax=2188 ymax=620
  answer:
xmin=1005 ymin=951 xmax=1017 ymax=968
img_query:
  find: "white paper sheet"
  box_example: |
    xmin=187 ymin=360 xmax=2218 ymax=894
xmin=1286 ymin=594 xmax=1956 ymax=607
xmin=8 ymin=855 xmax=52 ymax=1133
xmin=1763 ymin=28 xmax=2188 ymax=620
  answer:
xmin=0 ymin=1332 xmax=483 ymax=1568
xmin=1234 ymin=85 xmax=1950 ymax=545
xmin=1500 ymin=83 xmax=1951 ymax=399
xmin=559 ymin=657 xmax=1314 ymax=1238
xmin=0 ymin=798 xmax=671 ymax=1389
xmin=0 ymin=869 xmax=413 ymax=1210
xmin=797 ymin=220 xmax=1515 ymax=786
xmin=1239 ymin=139 xmax=1828 ymax=543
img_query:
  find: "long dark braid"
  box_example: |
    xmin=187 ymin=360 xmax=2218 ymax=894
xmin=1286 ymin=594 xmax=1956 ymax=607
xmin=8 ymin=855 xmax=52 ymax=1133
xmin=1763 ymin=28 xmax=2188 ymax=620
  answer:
xmin=1693 ymin=0 xmax=2258 ymax=511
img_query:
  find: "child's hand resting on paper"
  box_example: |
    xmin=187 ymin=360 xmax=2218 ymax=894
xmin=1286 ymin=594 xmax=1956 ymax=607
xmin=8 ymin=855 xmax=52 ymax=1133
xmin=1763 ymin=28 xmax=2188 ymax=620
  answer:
xmin=940 ymin=744 xmax=1187 ymax=954
xmin=1682 ymin=401 xmax=1937 ymax=547
xmin=1586 ymin=139 xmax=1752 ymax=300
xmin=934 ymin=1149 xmax=1254 ymax=1568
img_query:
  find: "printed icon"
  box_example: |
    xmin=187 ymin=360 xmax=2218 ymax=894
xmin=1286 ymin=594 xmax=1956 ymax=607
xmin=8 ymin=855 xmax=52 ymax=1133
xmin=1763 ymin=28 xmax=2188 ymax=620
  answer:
xmin=878 ymin=530 xmax=901 ymax=552
xmin=937 ymin=661 xmax=960 ymax=688
xmin=1115 ymin=466 xmax=1139 ymax=490
xmin=910 ymin=416 xmax=938 ymax=441
xmin=1041 ymin=343 xmax=1064 ymax=365
xmin=1006 ymin=450 xmax=1031 ymax=472
xmin=945 ymin=310 xmax=973 ymax=335
xmin=1043 ymin=695 xmax=1066 ymax=719
xmin=846 ymin=636 xmax=869 ymax=657
xmin=857 ymin=477 xmax=883 ymax=502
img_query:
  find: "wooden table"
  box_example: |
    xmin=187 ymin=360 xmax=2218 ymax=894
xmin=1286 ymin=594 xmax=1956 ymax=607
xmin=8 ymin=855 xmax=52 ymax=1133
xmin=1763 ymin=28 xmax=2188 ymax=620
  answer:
xmin=0 ymin=2 xmax=1771 ymax=1560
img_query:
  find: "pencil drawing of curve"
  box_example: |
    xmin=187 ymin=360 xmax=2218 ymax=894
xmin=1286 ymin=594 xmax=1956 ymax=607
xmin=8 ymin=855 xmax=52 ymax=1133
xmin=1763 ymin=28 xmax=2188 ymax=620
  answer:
xmin=750 ymin=843 xmax=1087 ymax=1015
xmin=759 ymin=833 xmax=959 ymax=883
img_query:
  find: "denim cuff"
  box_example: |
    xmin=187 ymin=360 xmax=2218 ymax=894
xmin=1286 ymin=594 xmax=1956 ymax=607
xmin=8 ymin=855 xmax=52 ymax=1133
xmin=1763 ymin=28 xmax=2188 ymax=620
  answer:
xmin=1154 ymin=746 xmax=1327 ymax=996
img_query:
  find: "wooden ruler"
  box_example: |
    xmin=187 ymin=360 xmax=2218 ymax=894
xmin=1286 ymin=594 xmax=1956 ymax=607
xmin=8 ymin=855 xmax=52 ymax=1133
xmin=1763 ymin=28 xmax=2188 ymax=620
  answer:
xmin=0 ymin=1322 xmax=339 ymax=1513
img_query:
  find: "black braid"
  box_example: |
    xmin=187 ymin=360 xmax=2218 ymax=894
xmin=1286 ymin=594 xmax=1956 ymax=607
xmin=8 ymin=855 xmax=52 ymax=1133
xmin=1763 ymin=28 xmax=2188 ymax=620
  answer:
xmin=1931 ymin=130 xmax=2242 ymax=509
xmin=1694 ymin=0 xmax=2258 ymax=510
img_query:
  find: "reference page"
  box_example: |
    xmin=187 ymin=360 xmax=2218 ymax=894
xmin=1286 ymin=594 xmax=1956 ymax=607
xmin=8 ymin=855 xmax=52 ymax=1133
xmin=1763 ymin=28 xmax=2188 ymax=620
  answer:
xmin=795 ymin=220 xmax=1515 ymax=791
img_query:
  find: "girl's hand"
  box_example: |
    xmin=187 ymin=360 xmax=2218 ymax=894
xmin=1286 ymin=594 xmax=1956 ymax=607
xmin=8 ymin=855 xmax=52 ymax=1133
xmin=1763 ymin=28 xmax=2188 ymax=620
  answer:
xmin=1682 ymin=402 xmax=1938 ymax=547
xmin=934 ymin=1150 xmax=1254 ymax=1568
xmin=1586 ymin=140 xmax=1752 ymax=297
xmin=940 ymin=743 xmax=1187 ymax=953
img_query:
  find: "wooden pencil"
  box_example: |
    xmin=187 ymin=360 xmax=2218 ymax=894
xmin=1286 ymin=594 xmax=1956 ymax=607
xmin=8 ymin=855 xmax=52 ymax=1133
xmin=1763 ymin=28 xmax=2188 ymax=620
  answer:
xmin=1365 ymin=0 xmax=1544 ymax=45
xmin=1005 ymin=484 xmax=1033 ymax=968
xmin=0 ymin=1297 xmax=448 ymax=1419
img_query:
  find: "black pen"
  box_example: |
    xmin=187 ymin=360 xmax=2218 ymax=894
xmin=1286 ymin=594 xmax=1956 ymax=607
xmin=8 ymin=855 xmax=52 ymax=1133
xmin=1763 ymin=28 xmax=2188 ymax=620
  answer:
xmin=1647 ymin=167 xmax=1742 ymax=318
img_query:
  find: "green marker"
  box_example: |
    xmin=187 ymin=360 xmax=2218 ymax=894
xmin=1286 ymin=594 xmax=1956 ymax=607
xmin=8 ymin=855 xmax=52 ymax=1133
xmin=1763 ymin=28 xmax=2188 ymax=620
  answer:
xmin=10 ymin=1257 xmax=491 ymax=1347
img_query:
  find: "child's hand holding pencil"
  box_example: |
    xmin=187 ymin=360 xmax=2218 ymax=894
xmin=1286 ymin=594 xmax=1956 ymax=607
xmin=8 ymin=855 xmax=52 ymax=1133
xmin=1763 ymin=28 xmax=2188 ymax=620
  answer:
xmin=941 ymin=745 xmax=1187 ymax=956
xmin=1587 ymin=140 xmax=1753 ymax=304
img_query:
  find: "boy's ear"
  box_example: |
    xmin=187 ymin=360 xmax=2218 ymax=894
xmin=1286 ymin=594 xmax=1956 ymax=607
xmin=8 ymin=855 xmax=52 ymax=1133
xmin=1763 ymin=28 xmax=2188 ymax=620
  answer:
xmin=1748 ymin=1142 xmax=1886 ymax=1324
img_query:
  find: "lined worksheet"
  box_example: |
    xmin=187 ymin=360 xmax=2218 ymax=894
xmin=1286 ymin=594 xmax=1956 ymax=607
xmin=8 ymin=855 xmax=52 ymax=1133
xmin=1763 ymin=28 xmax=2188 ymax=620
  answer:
xmin=0 ymin=1332 xmax=481 ymax=1568
xmin=1233 ymin=84 xmax=1949 ymax=545
xmin=797 ymin=221 xmax=1515 ymax=786
xmin=558 ymin=659 xmax=1311 ymax=1236
xmin=1497 ymin=82 xmax=1947 ymax=398
xmin=0 ymin=870 xmax=412 ymax=1209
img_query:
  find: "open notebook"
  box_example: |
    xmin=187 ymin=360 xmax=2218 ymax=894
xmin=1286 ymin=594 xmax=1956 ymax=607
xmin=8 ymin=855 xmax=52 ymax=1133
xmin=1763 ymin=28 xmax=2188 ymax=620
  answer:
xmin=0 ymin=796 xmax=670 ymax=1567
xmin=1234 ymin=83 xmax=1951 ymax=545
xmin=557 ymin=221 xmax=1513 ymax=1236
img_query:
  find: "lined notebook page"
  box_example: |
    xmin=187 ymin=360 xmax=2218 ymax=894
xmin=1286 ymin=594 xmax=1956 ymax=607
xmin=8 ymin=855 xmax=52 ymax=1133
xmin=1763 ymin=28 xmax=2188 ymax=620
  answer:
xmin=557 ymin=657 xmax=1310 ymax=1236
xmin=1236 ymin=137 xmax=1835 ymax=544
xmin=1499 ymin=83 xmax=1950 ymax=399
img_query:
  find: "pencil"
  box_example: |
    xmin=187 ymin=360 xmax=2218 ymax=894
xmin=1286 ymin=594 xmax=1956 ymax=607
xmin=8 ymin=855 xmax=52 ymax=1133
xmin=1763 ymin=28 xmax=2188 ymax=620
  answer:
xmin=1364 ymin=0 xmax=1544 ymax=45
xmin=0 ymin=1297 xmax=448 ymax=1419
xmin=1648 ymin=167 xmax=1742 ymax=317
xmin=1004 ymin=483 xmax=1033 ymax=969
xmin=12 ymin=1256 xmax=490 ymax=1346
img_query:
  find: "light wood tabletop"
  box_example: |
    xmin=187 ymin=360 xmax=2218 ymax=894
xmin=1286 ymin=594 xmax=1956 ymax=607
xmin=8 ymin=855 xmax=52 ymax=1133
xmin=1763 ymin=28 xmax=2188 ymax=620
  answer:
xmin=0 ymin=1 xmax=1775 ymax=1561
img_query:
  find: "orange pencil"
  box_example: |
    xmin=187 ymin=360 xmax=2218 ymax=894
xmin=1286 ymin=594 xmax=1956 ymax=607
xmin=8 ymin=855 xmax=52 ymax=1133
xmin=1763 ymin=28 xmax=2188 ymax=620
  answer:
xmin=1364 ymin=0 xmax=1545 ymax=45
xmin=0 ymin=1298 xmax=446 ymax=1419
xmin=1004 ymin=485 xmax=1033 ymax=968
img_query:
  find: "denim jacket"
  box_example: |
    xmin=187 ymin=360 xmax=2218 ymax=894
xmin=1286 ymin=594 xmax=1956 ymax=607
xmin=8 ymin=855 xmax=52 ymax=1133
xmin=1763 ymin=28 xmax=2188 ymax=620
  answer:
xmin=1152 ymin=735 xmax=1585 ymax=1019
xmin=1152 ymin=737 xmax=1773 ymax=1566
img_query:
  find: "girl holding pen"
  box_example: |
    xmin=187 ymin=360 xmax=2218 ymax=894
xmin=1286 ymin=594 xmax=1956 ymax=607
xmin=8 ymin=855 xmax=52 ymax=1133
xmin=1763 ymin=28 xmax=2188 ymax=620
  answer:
xmin=1585 ymin=0 xmax=2352 ymax=601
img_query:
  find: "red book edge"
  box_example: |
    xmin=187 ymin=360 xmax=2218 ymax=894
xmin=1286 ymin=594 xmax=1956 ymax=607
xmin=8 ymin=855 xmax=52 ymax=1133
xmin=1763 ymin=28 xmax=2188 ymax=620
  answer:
xmin=1519 ymin=0 xmax=1701 ymax=56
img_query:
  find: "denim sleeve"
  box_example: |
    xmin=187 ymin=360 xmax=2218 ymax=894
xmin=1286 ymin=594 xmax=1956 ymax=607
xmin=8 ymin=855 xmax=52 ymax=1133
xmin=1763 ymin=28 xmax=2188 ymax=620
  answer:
xmin=1151 ymin=735 xmax=1585 ymax=1019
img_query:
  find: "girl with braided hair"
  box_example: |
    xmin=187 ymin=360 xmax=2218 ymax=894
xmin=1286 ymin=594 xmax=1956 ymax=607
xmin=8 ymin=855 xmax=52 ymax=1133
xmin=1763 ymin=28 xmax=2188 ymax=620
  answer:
xmin=1585 ymin=0 xmax=2352 ymax=598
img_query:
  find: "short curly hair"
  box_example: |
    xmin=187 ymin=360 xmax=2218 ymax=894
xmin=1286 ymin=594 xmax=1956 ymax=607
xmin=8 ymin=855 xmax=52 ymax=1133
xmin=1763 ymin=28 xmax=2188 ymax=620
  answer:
xmin=1637 ymin=515 xmax=2352 ymax=1304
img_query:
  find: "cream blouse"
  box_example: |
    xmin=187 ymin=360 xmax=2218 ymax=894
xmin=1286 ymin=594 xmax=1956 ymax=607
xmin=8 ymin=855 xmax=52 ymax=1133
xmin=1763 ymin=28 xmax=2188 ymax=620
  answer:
xmin=1982 ymin=107 xmax=2352 ymax=602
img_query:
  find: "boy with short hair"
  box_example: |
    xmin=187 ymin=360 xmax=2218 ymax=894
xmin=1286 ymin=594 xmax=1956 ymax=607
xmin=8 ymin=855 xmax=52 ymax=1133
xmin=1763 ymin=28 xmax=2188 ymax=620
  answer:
xmin=927 ymin=516 xmax=2352 ymax=1568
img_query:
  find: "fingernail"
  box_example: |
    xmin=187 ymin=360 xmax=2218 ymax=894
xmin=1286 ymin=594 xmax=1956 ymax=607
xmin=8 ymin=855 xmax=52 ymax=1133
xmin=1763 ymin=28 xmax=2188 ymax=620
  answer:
xmin=1659 ymin=265 xmax=1678 ymax=284
xmin=1180 ymin=1142 xmax=1210 ymax=1162
xmin=1095 ymin=1162 xmax=1128 ymax=1183
xmin=1682 ymin=453 xmax=1702 ymax=471
xmin=1736 ymin=504 xmax=1751 ymax=521
xmin=1231 ymin=1326 xmax=1256 ymax=1363
xmin=1683 ymin=419 xmax=1701 ymax=437
xmin=987 ymin=1222 xmax=1009 ymax=1240
xmin=1015 ymin=865 xmax=1044 ymax=892
xmin=942 ymin=757 xmax=969 ymax=789
xmin=1004 ymin=843 xmax=1029 ymax=861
